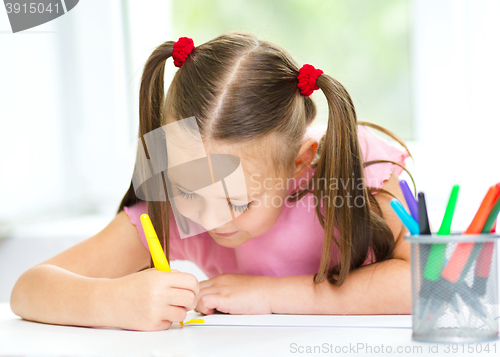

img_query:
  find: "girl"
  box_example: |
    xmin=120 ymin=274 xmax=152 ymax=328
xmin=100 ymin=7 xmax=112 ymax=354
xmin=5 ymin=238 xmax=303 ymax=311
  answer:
xmin=10 ymin=31 xmax=413 ymax=331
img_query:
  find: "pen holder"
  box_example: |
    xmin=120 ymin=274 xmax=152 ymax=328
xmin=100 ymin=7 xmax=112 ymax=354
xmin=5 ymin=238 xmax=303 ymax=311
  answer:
xmin=406 ymin=233 xmax=499 ymax=343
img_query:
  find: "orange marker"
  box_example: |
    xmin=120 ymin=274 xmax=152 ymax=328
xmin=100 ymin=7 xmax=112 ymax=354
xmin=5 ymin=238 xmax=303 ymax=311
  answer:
xmin=441 ymin=184 xmax=500 ymax=282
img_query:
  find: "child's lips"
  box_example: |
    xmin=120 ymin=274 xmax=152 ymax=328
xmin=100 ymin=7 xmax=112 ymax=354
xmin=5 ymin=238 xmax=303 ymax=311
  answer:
xmin=212 ymin=230 xmax=239 ymax=237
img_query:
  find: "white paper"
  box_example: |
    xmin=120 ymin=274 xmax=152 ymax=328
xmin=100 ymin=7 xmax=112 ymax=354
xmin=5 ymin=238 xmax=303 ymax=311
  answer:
xmin=181 ymin=311 xmax=412 ymax=329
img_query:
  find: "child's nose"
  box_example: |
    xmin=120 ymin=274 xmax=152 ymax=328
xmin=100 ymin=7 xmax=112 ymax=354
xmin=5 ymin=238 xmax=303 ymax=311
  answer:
xmin=198 ymin=199 xmax=233 ymax=231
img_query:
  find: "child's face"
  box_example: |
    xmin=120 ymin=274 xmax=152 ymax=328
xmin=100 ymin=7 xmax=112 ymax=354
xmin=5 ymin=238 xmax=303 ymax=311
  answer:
xmin=162 ymin=117 xmax=315 ymax=247
xmin=167 ymin=140 xmax=294 ymax=248
xmin=204 ymin=153 xmax=291 ymax=248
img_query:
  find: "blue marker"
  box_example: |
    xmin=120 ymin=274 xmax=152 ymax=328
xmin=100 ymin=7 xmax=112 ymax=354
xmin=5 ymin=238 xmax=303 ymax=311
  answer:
xmin=390 ymin=198 xmax=420 ymax=235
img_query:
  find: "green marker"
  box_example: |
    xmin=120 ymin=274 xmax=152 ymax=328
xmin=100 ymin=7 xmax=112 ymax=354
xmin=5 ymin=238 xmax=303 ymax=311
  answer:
xmin=423 ymin=185 xmax=460 ymax=281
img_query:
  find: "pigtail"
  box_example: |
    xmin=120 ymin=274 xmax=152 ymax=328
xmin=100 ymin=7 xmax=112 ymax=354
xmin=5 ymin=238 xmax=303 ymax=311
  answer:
xmin=313 ymin=74 xmax=393 ymax=286
xmin=117 ymin=41 xmax=176 ymax=268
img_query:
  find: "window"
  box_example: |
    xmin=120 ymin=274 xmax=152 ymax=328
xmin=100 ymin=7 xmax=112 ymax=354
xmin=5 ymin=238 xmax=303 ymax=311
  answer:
xmin=171 ymin=0 xmax=413 ymax=139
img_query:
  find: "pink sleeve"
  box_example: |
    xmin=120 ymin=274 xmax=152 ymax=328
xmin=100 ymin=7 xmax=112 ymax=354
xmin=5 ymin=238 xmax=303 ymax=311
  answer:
xmin=123 ymin=201 xmax=149 ymax=250
xmin=123 ymin=201 xmax=185 ymax=261
xmin=362 ymin=249 xmax=375 ymax=266
xmin=358 ymin=125 xmax=410 ymax=190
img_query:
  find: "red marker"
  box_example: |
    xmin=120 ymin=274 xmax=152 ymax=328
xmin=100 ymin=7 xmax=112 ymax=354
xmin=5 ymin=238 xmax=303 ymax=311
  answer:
xmin=472 ymin=194 xmax=500 ymax=296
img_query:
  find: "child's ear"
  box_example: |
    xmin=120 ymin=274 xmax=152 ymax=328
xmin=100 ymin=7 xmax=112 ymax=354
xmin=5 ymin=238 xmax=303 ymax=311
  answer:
xmin=292 ymin=138 xmax=318 ymax=179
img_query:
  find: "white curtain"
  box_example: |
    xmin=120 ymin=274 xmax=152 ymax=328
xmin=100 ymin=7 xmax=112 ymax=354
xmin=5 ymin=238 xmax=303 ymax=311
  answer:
xmin=410 ymin=0 xmax=500 ymax=229
xmin=0 ymin=0 xmax=172 ymax=231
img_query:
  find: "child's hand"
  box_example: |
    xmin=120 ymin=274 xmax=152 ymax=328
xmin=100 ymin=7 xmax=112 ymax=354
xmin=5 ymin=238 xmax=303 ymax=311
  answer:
xmin=195 ymin=274 xmax=274 ymax=315
xmin=107 ymin=268 xmax=199 ymax=331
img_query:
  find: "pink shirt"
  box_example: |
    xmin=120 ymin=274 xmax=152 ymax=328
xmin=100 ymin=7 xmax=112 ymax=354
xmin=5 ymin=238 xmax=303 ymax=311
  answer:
xmin=124 ymin=125 xmax=410 ymax=279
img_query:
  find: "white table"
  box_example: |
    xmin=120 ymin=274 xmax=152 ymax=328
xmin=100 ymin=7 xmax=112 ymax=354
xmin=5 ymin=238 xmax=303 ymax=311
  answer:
xmin=0 ymin=303 xmax=498 ymax=357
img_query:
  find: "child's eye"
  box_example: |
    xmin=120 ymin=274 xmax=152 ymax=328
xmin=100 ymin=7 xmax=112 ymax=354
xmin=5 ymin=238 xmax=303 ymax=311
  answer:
xmin=176 ymin=186 xmax=252 ymax=212
xmin=176 ymin=186 xmax=196 ymax=199
xmin=229 ymin=201 xmax=253 ymax=213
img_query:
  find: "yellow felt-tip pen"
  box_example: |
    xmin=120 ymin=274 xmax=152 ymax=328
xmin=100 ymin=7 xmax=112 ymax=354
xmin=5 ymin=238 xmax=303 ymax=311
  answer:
xmin=140 ymin=214 xmax=171 ymax=272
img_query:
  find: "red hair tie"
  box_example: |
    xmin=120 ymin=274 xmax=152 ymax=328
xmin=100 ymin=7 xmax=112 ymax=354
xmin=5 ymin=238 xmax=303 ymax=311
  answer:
xmin=172 ymin=37 xmax=195 ymax=67
xmin=297 ymin=64 xmax=324 ymax=96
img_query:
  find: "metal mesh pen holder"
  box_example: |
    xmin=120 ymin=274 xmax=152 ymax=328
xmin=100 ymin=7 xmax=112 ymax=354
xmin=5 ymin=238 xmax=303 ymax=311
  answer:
xmin=406 ymin=233 xmax=499 ymax=343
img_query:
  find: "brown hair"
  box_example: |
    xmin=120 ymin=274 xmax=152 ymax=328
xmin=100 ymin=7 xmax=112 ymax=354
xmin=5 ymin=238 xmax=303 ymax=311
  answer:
xmin=117 ymin=31 xmax=414 ymax=285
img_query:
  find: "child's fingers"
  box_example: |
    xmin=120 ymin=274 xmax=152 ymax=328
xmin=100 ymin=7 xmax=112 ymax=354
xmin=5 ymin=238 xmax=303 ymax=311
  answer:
xmin=169 ymin=288 xmax=197 ymax=311
xmin=165 ymin=272 xmax=200 ymax=295
xmin=196 ymin=286 xmax=219 ymax=306
xmin=159 ymin=305 xmax=188 ymax=323
xmin=148 ymin=320 xmax=173 ymax=332
xmin=196 ymin=293 xmax=230 ymax=315
xmin=199 ymin=279 xmax=214 ymax=290
xmin=195 ymin=293 xmax=218 ymax=315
